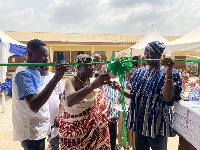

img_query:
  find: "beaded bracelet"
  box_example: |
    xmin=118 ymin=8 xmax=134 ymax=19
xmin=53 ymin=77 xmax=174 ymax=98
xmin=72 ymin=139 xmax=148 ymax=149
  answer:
xmin=166 ymin=77 xmax=173 ymax=80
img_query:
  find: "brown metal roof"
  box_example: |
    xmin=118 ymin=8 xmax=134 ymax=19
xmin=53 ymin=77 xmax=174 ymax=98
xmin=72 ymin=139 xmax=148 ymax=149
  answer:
xmin=3 ymin=31 xmax=180 ymax=44
xmin=0 ymin=30 xmax=25 ymax=45
xmin=162 ymin=35 xmax=181 ymax=42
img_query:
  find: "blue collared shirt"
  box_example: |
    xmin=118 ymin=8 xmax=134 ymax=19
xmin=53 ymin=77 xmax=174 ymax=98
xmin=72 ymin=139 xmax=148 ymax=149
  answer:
xmin=15 ymin=64 xmax=42 ymax=100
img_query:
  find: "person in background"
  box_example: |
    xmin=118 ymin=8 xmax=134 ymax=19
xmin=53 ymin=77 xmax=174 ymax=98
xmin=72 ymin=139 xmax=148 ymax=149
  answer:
xmin=103 ymin=74 xmax=120 ymax=150
xmin=91 ymin=53 xmax=101 ymax=78
xmin=60 ymin=58 xmax=66 ymax=63
xmin=178 ymin=69 xmax=182 ymax=77
xmin=91 ymin=53 xmax=101 ymax=71
xmin=92 ymin=53 xmax=120 ymax=150
xmin=181 ymin=69 xmax=189 ymax=83
xmin=12 ymin=39 xmax=69 ymax=150
xmin=100 ymin=64 xmax=106 ymax=74
xmin=38 ymin=66 xmax=64 ymax=150
xmin=59 ymin=54 xmax=111 ymax=149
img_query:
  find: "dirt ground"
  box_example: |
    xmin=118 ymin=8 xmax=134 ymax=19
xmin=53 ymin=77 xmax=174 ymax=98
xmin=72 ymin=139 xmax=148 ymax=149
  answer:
xmin=0 ymin=96 xmax=22 ymax=150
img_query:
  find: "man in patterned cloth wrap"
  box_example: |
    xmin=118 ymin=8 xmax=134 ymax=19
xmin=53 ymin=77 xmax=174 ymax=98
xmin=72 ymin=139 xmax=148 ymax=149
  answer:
xmin=115 ymin=41 xmax=182 ymax=150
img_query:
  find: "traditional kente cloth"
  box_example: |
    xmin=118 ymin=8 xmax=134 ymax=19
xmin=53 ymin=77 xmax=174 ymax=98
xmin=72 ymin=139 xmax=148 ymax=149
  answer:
xmin=59 ymin=88 xmax=110 ymax=150
xmin=145 ymin=41 xmax=165 ymax=55
xmin=126 ymin=65 xmax=182 ymax=138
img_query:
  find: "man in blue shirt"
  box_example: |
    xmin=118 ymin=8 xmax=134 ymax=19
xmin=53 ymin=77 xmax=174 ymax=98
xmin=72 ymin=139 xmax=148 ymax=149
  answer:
xmin=12 ymin=39 xmax=69 ymax=150
xmin=114 ymin=41 xmax=182 ymax=150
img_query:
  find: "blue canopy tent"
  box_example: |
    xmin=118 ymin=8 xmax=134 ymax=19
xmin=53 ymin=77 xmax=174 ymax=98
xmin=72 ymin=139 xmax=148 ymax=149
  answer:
xmin=9 ymin=43 xmax=26 ymax=58
xmin=0 ymin=32 xmax=27 ymax=112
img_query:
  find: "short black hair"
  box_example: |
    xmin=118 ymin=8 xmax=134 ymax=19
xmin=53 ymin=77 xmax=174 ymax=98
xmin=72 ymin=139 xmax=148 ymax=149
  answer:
xmin=26 ymin=39 xmax=46 ymax=52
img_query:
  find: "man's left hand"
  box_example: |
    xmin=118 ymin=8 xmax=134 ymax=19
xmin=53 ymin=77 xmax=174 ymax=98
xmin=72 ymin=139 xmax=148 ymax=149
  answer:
xmin=109 ymin=81 xmax=121 ymax=91
xmin=108 ymin=117 xmax=118 ymax=125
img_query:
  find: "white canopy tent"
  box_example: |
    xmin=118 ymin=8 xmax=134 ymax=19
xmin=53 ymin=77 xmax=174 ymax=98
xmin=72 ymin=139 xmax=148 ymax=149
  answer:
xmin=115 ymin=48 xmax=131 ymax=58
xmin=165 ymin=26 xmax=200 ymax=56
xmin=130 ymin=24 xmax=169 ymax=57
xmin=0 ymin=30 xmax=26 ymax=112
xmin=0 ymin=30 xmax=26 ymax=46
xmin=115 ymin=24 xmax=169 ymax=58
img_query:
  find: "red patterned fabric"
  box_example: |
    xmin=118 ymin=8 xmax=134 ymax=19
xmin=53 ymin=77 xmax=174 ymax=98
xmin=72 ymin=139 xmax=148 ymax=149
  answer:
xmin=59 ymin=89 xmax=110 ymax=150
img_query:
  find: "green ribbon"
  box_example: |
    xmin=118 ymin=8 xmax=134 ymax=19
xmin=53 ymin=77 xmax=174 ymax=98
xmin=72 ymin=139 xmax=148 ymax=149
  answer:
xmin=132 ymin=59 xmax=200 ymax=63
xmin=107 ymin=56 xmax=133 ymax=149
xmin=0 ymin=58 xmax=200 ymax=66
xmin=0 ymin=63 xmax=60 ymax=66
xmin=0 ymin=62 xmax=106 ymax=66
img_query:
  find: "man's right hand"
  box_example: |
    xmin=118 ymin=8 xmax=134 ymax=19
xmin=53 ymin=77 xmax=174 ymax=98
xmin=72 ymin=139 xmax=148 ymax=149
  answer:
xmin=91 ymin=74 xmax=110 ymax=89
xmin=109 ymin=80 xmax=121 ymax=91
xmin=54 ymin=64 xmax=70 ymax=81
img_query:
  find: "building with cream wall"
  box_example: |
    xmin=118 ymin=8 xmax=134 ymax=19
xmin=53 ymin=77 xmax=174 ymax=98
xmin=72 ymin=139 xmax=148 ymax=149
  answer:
xmin=3 ymin=31 xmax=180 ymax=64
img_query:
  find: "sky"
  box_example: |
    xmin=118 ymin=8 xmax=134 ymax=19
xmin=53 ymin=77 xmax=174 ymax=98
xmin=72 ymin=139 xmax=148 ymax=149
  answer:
xmin=0 ymin=0 xmax=200 ymax=36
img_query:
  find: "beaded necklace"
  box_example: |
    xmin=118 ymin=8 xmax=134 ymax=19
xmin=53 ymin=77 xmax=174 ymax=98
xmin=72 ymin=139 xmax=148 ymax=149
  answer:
xmin=76 ymin=75 xmax=90 ymax=87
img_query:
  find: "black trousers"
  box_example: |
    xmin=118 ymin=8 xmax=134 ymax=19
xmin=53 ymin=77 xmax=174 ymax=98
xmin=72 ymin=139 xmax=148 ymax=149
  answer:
xmin=21 ymin=138 xmax=45 ymax=150
xmin=135 ymin=133 xmax=167 ymax=150
xmin=109 ymin=122 xmax=117 ymax=150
